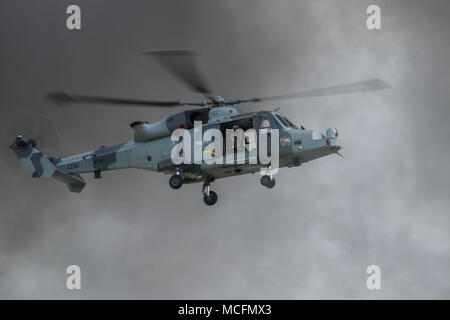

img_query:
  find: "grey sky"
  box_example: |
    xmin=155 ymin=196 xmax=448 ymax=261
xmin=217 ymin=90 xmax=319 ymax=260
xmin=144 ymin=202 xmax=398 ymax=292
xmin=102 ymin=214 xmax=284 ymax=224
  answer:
xmin=1 ymin=0 xmax=449 ymax=298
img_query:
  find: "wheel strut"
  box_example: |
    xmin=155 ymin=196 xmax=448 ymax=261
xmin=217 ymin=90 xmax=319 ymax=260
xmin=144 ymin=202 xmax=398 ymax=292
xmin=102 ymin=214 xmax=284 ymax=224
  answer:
xmin=202 ymin=181 xmax=218 ymax=206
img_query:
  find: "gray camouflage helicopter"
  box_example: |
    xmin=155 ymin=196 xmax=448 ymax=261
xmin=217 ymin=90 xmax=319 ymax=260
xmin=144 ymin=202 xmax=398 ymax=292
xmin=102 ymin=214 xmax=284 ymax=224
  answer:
xmin=8 ymin=50 xmax=389 ymax=205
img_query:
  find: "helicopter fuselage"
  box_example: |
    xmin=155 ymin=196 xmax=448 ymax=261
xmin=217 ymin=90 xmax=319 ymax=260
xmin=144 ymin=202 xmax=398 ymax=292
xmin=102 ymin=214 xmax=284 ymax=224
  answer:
xmin=9 ymin=105 xmax=340 ymax=204
xmin=54 ymin=106 xmax=340 ymax=182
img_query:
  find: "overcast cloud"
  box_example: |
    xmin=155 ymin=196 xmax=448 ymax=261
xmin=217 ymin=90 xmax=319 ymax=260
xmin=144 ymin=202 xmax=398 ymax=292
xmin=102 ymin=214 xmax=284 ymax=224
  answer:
xmin=0 ymin=0 xmax=449 ymax=299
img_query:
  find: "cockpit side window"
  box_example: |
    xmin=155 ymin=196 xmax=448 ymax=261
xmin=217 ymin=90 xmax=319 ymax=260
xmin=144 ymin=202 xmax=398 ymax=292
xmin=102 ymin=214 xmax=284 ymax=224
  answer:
xmin=274 ymin=113 xmax=298 ymax=129
xmin=274 ymin=114 xmax=290 ymax=127
xmin=284 ymin=117 xmax=298 ymax=129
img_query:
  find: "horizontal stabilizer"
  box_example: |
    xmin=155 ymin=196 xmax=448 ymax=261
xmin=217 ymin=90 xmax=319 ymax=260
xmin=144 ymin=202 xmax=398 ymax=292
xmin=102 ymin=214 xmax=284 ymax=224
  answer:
xmin=52 ymin=169 xmax=86 ymax=193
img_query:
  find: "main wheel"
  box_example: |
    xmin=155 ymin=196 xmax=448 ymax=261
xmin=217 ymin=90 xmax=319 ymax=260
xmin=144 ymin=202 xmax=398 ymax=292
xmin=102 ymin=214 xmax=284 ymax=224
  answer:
xmin=203 ymin=191 xmax=218 ymax=206
xmin=266 ymin=178 xmax=276 ymax=189
xmin=260 ymin=175 xmax=276 ymax=189
xmin=169 ymin=174 xmax=184 ymax=189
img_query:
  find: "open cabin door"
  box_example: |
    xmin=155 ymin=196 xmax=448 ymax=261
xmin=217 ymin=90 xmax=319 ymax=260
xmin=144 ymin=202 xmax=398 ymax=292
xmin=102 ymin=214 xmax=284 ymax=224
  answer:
xmin=219 ymin=117 xmax=255 ymax=165
xmin=253 ymin=113 xmax=274 ymax=163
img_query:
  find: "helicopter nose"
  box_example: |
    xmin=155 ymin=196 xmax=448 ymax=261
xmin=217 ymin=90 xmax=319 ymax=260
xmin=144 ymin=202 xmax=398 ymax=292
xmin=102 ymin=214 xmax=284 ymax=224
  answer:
xmin=326 ymin=128 xmax=338 ymax=139
xmin=324 ymin=128 xmax=339 ymax=148
xmin=317 ymin=130 xmax=341 ymax=155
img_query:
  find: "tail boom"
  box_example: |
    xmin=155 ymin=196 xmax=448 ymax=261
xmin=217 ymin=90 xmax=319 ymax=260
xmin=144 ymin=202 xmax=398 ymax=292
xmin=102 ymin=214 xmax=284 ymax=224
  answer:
xmin=9 ymin=136 xmax=86 ymax=193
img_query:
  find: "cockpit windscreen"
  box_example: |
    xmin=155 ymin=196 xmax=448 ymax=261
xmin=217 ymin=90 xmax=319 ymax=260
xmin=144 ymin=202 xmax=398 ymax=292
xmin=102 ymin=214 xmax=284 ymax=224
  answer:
xmin=273 ymin=113 xmax=298 ymax=129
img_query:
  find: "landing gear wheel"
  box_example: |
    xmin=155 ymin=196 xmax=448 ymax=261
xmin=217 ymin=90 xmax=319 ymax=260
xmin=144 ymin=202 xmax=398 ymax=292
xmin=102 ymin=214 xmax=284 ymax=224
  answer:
xmin=203 ymin=191 xmax=218 ymax=206
xmin=202 ymin=181 xmax=218 ymax=205
xmin=169 ymin=174 xmax=184 ymax=189
xmin=260 ymin=175 xmax=276 ymax=189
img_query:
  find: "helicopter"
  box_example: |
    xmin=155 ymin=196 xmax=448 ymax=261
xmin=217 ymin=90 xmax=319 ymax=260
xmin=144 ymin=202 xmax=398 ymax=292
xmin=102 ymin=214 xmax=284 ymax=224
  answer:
xmin=8 ymin=50 xmax=389 ymax=205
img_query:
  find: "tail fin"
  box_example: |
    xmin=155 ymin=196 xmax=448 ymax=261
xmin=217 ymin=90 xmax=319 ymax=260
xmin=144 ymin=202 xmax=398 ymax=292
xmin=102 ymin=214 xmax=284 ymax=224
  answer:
xmin=9 ymin=136 xmax=86 ymax=193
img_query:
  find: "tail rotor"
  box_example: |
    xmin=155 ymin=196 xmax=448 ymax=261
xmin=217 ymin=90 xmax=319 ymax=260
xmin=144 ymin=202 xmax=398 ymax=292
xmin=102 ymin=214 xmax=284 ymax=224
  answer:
xmin=1 ymin=114 xmax=60 ymax=173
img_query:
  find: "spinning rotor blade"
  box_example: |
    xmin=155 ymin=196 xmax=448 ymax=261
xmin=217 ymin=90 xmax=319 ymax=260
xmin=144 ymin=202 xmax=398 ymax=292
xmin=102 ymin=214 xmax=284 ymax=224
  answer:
xmin=47 ymin=92 xmax=207 ymax=108
xmin=144 ymin=50 xmax=212 ymax=95
xmin=228 ymin=78 xmax=390 ymax=105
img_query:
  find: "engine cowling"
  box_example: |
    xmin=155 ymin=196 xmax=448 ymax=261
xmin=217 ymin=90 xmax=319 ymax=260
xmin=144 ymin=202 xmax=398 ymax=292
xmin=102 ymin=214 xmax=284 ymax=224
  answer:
xmin=129 ymin=108 xmax=211 ymax=142
xmin=130 ymin=119 xmax=171 ymax=142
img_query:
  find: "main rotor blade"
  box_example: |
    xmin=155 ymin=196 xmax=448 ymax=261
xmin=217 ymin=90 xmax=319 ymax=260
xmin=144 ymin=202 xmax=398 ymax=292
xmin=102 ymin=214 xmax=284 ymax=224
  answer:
xmin=235 ymin=78 xmax=390 ymax=104
xmin=144 ymin=50 xmax=212 ymax=95
xmin=46 ymin=92 xmax=206 ymax=107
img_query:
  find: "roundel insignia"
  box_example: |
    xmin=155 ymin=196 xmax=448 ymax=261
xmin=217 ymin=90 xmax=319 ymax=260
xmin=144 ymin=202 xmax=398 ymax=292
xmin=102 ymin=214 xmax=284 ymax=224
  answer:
xmin=147 ymin=155 xmax=152 ymax=162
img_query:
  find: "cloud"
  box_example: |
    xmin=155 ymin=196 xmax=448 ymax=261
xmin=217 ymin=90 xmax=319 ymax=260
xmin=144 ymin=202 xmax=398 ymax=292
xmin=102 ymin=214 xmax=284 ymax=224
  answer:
xmin=1 ymin=0 xmax=449 ymax=299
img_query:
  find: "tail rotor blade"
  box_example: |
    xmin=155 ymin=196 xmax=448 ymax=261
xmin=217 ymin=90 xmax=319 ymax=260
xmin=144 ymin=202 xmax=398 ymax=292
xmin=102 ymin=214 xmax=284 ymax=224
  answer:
xmin=33 ymin=116 xmax=60 ymax=153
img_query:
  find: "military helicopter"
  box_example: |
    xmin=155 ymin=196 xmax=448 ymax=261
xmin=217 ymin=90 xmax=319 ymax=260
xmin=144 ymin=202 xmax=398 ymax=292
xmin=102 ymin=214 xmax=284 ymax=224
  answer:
xmin=7 ymin=50 xmax=389 ymax=205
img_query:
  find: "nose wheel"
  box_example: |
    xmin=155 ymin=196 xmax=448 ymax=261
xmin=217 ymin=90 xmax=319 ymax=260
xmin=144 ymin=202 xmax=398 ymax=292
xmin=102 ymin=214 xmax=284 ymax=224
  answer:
xmin=260 ymin=175 xmax=276 ymax=189
xmin=202 ymin=182 xmax=218 ymax=206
